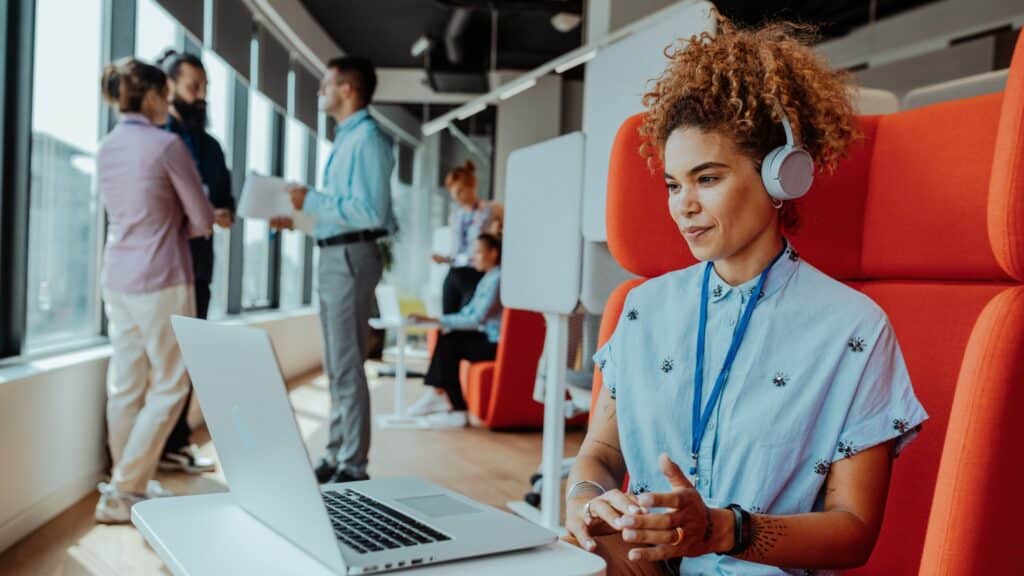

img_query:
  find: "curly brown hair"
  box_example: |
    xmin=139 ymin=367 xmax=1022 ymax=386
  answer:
xmin=640 ymin=17 xmax=860 ymax=231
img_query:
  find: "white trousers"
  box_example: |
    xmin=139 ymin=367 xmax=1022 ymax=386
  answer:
xmin=103 ymin=284 xmax=195 ymax=494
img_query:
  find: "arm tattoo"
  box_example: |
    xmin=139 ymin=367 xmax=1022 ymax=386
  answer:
xmin=604 ymin=402 xmax=616 ymax=423
xmin=592 ymin=439 xmax=622 ymax=455
xmin=736 ymin=516 xmax=787 ymax=562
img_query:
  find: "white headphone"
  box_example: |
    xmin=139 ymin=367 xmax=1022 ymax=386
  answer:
xmin=760 ymin=108 xmax=815 ymax=201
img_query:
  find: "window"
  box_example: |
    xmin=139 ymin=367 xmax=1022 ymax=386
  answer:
xmin=243 ymin=89 xmax=273 ymax=309
xmin=135 ymin=0 xmax=179 ymax=62
xmin=204 ymin=50 xmax=233 ymax=318
xmin=280 ymin=116 xmax=308 ymax=309
xmin=312 ymin=114 xmax=334 ymax=303
xmin=24 ymin=0 xmax=104 ymax=351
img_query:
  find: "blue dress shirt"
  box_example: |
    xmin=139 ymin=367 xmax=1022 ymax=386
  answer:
xmin=302 ymin=109 xmax=395 ymax=239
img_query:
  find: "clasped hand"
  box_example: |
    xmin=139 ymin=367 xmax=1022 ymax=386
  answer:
xmin=567 ymin=453 xmax=721 ymax=562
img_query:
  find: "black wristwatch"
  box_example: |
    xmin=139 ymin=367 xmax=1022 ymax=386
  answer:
xmin=720 ymin=504 xmax=753 ymax=556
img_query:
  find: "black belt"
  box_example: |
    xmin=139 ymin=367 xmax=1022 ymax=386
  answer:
xmin=316 ymin=229 xmax=388 ymax=248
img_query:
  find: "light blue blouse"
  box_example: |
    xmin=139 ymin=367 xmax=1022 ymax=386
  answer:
xmin=594 ymin=241 xmax=928 ymax=575
xmin=440 ymin=266 xmax=502 ymax=343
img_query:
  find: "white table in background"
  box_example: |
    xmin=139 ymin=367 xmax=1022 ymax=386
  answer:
xmin=132 ymin=493 xmax=606 ymax=576
xmin=369 ymin=317 xmax=439 ymax=429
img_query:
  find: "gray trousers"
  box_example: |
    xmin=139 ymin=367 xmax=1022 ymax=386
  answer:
xmin=318 ymin=241 xmax=383 ymax=477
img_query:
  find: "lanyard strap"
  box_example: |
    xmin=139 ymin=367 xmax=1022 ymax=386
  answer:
xmin=690 ymin=247 xmax=785 ymax=476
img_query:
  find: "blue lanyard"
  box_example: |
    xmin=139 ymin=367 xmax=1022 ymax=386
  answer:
xmin=689 ymin=247 xmax=785 ymax=477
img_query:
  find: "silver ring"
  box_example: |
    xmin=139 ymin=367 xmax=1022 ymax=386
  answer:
xmin=583 ymin=500 xmax=595 ymax=519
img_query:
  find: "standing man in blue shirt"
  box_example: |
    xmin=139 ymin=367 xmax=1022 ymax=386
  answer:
xmin=271 ymin=56 xmax=394 ymax=483
xmin=156 ymin=50 xmax=235 ymax=475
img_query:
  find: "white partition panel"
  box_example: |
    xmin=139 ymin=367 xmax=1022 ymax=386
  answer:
xmin=502 ymin=132 xmax=585 ymax=315
xmin=581 ymin=1 xmax=715 ymax=242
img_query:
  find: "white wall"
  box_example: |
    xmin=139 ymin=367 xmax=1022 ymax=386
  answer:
xmin=493 ymin=74 xmax=563 ymax=202
xmin=0 ymin=309 xmax=323 ymax=554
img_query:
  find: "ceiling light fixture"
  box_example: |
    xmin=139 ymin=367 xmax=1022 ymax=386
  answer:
xmin=554 ymin=49 xmax=597 ymax=74
xmin=422 ymin=120 xmax=449 ymax=136
xmin=410 ymin=35 xmax=432 ymax=58
xmin=550 ymin=12 xmax=582 ymax=33
xmin=456 ymin=102 xmax=487 ymax=121
xmin=499 ymin=78 xmax=537 ymax=100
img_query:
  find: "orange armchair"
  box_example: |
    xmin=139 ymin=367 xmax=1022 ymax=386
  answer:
xmin=459 ymin=308 xmax=547 ymax=429
xmin=593 ymin=33 xmax=1024 ymax=575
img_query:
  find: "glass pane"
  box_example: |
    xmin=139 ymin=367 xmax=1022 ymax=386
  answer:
xmin=312 ymin=132 xmax=332 ymax=304
xmin=280 ymin=118 xmax=308 ymax=309
xmin=203 ymin=51 xmax=233 ymax=318
xmin=135 ymin=0 xmax=179 ymax=62
xmin=242 ymin=89 xmax=272 ymax=309
xmin=204 ymin=50 xmax=232 ymax=162
xmin=24 ymin=0 xmax=103 ymax=351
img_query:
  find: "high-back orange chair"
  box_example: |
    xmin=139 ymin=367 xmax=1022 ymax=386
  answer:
xmin=459 ymin=308 xmax=547 ymax=429
xmin=593 ymin=34 xmax=1024 ymax=575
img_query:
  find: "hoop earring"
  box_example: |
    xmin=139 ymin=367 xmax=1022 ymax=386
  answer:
xmin=772 ymin=198 xmax=784 ymax=210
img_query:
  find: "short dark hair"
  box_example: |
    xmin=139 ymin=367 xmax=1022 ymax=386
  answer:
xmin=156 ymin=49 xmax=205 ymax=80
xmin=326 ymin=56 xmax=377 ymax=104
xmin=476 ymin=233 xmax=502 ymax=264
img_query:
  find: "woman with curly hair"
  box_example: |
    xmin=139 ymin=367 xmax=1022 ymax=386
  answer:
xmin=564 ymin=18 xmax=927 ymax=575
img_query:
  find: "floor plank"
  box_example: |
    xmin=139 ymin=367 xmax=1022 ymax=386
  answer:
xmin=0 ymin=362 xmax=584 ymax=575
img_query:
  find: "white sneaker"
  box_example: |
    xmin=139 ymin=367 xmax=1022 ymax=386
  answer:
xmin=94 ymin=482 xmax=146 ymax=525
xmin=145 ymin=480 xmax=175 ymax=499
xmin=425 ymin=410 xmax=468 ymax=428
xmin=159 ymin=444 xmax=216 ymax=474
xmin=407 ymin=391 xmax=451 ymax=416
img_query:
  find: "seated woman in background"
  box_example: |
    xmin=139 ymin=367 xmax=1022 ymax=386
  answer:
xmin=409 ymin=233 xmax=503 ymax=427
xmin=95 ymin=58 xmax=214 ymax=524
xmin=431 ymin=160 xmax=504 ymax=314
xmin=564 ymin=18 xmax=927 ymax=575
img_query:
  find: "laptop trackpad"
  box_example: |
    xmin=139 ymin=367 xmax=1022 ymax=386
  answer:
xmin=396 ymin=495 xmax=481 ymax=518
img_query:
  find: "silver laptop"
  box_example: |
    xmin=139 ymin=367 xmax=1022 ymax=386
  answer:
xmin=170 ymin=316 xmax=554 ymax=575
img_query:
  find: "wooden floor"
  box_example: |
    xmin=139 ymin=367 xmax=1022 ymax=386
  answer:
xmin=0 ymin=360 xmax=585 ymax=576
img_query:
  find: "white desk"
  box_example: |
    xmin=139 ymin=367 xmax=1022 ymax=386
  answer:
xmin=132 ymin=493 xmax=606 ymax=575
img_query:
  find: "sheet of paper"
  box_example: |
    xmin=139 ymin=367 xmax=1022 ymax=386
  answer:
xmin=238 ymin=171 xmax=293 ymax=220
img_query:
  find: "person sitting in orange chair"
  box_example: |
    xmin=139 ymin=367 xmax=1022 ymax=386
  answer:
xmin=564 ymin=17 xmax=927 ymax=575
xmin=408 ymin=233 xmax=503 ymax=428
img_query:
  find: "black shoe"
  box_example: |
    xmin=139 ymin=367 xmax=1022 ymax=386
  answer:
xmin=314 ymin=460 xmax=336 ymax=484
xmin=328 ymin=469 xmax=370 ymax=484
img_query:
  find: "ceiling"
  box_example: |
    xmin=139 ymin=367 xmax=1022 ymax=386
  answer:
xmin=302 ymin=0 xmax=943 ymax=78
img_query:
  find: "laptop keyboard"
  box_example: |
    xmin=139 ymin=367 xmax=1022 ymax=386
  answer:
xmin=322 ymin=489 xmax=451 ymax=554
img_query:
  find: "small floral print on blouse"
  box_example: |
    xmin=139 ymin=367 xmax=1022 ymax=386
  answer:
xmin=630 ymin=480 xmax=650 ymax=495
xmin=713 ymin=285 xmax=723 ymax=298
xmin=773 ymin=372 xmax=789 ymax=387
xmin=599 ymin=359 xmax=607 ymax=372
xmin=893 ymin=418 xmax=911 ymax=434
xmin=848 ymin=337 xmax=866 ymax=353
xmin=787 ymin=247 xmax=801 ymax=262
xmin=607 ymin=382 xmax=617 ymax=400
xmin=814 ymin=459 xmax=831 ymax=476
xmin=838 ymin=440 xmax=856 ymax=459
xmin=626 ymin=308 xmax=639 ymax=321
xmin=660 ymin=358 xmax=675 ymax=374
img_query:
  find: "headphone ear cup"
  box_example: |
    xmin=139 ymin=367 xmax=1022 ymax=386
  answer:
xmin=761 ymin=146 xmax=815 ymax=201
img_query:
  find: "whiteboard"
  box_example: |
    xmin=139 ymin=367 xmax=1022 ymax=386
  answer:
xmin=501 ymin=132 xmax=584 ymax=315
xmin=581 ymin=1 xmax=715 ymax=241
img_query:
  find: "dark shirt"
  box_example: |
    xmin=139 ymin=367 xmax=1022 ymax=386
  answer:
xmin=165 ymin=115 xmax=235 ymax=283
